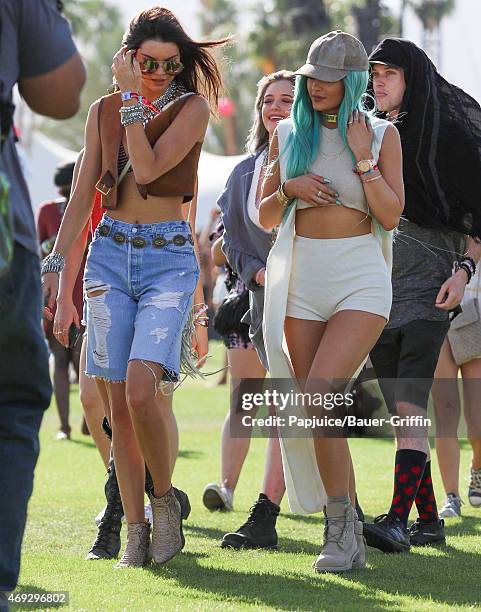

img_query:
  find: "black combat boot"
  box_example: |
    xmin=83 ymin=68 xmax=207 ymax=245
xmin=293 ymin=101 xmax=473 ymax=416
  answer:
xmin=221 ymin=493 xmax=279 ymax=549
xmin=86 ymin=458 xmax=123 ymax=560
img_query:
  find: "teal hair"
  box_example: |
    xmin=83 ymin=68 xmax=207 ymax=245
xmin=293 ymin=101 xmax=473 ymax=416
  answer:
xmin=284 ymin=72 xmax=371 ymax=184
xmin=281 ymin=72 xmax=388 ymax=243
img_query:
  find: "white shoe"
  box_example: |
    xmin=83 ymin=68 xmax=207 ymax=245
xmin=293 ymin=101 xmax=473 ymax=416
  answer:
xmin=95 ymin=504 xmax=128 ymax=526
xmin=439 ymin=493 xmax=462 ymax=518
xmin=95 ymin=505 xmax=107 ymax=526
xmin=202 ymin=483 xmax=234 ymax=511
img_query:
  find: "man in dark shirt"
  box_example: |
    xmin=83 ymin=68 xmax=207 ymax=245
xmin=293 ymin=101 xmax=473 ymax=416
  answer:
xmin=37 ymin=162 xmax=85 ymax=440
xmin=363 ymin=38 xmax=481 ymax=555
xmin=0 ymin=1 xmax=85 ymax=604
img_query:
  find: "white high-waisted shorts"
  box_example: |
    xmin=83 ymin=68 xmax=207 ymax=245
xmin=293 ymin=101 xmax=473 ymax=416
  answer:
xmin=286 ymin=233 xmax=392 ymax=322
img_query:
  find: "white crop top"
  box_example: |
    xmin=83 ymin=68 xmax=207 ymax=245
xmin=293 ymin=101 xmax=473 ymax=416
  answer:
xmin=277 ymin=117 xmax=390 ymax=216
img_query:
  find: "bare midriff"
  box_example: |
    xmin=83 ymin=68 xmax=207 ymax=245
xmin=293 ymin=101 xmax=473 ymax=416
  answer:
xmin=109 ymin=172 xmax=186 ymax=224
xmin=295 ymin=205 xmax=372 ymax=239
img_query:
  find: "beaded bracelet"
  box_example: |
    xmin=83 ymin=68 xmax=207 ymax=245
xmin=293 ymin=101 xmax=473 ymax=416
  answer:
xmin=119 ymin=101 xmax=142 ymax=114
xmin=120 ymin=102 xmax=144 ymax=127
xmin=41 ymin=251 xmax=65 ymax=275
xmin=460 ymin=255 xmax=476 ymax=274
xmin=458 ymin=263 xmax=472 ymax=283
xmin=193 ymin=303 xmax=209 ymax=327
xmin=453 ymin=259 xmax=475 ymax=284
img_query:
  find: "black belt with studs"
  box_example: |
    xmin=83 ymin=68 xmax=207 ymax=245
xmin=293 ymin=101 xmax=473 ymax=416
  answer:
xmin=98 ymin=225 xmax=193 ymax=249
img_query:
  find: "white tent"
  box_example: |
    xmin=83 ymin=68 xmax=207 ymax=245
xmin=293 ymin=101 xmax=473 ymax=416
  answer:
xmin=23 ymin=131 xmax=245 ymax=229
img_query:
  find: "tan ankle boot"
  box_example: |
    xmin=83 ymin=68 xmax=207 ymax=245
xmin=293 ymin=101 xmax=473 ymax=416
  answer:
xmin=314 ymin=499 xmax=358 ymax=573
xmin=114 ymin=522 xmax=150 ymax=568
xmin=149 ymin=487 xmax=184 ymax=564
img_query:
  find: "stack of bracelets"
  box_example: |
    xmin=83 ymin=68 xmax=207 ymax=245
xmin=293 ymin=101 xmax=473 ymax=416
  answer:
xmin=276 ymin=181 xmax=293 ymax=211
xmin=119 ymin=90 xmax=167 ymax=127
xmin=353 ymin=159 xmax=382 ymax=184
xmin=454 ymin=255 xmax=476 ymax=284
xmin=193 ymin=303 xmax=209 ymax=327
xmin=120 ymin=101 xmax=144 ymax=127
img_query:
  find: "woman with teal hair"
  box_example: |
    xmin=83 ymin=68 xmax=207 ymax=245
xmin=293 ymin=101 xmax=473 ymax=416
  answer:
xmin=259 ymin=31 xmax=404 ymax=573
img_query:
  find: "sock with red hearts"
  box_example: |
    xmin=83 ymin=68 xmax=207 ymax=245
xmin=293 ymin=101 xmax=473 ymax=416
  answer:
xmin=388 ymin=449 xmax=427 ymax=527
xmin=414 ymin=460 xmax=439 ymax=523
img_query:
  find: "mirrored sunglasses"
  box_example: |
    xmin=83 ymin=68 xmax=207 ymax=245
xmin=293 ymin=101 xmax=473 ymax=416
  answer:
xmin=138 ymin=56 xmax=184 ymax=76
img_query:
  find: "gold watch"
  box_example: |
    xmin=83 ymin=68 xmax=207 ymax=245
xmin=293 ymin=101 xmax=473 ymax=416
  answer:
xmin=355 ymin=159 xmax=377 ymax=174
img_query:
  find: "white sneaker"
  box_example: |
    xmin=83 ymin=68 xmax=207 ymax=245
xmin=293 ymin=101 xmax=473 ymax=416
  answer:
xmin=202 ymin=483 xmax=234 ymax=511
xmin=95 ymin=504 xmax=128 ymax=526
xmin=468 ymin=468 xmax=481 ymax=507
xmin=439 ymin=493 xmax=462 ymax=518
xmin=144 ymin=502 xmax=153 ymax=524
xmin=95 ymin=505 xmax=107 ymax=526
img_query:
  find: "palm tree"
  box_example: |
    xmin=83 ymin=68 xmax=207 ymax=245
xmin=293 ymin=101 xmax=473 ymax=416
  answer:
xmin=408 ymin=0 xmax=456 ymax=66
xmin=409 ymin=0 xmax=455 ymax=31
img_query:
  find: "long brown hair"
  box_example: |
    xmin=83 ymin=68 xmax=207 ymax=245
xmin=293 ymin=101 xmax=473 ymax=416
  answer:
xmin=246 ymin=70 xmax=296 ymax=154
xmin=123 ymin=7 xmax=230 ymax=107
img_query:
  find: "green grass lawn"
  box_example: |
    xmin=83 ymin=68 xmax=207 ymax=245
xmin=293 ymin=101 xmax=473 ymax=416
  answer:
xmin=15 ymin=343 xmax=481 ymax=611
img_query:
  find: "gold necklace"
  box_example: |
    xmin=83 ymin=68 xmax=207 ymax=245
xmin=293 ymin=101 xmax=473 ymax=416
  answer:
xmin=321 ymin=112 xmax=338 ymax=123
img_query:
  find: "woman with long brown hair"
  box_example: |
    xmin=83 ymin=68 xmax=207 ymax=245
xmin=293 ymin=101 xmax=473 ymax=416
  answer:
xmin=41 ymin=7 xmax=227 ymax=568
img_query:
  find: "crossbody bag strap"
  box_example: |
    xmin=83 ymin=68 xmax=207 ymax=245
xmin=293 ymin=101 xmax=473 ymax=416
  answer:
xmin=117 ymin=158 xmax=132 ymax=185
xmin=185 ymin=175 xmax=198 ymax=230
xmin=186 ymin=198 xmax=193 ymax=228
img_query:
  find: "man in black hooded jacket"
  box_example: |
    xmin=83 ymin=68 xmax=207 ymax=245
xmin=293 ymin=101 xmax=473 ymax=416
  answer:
xmin=363 ymin=38 xmax=481 ymax=554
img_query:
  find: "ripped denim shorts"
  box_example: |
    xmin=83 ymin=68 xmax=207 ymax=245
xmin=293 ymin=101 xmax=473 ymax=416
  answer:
xmin=83 ymin=215 xmax=199 ymax=383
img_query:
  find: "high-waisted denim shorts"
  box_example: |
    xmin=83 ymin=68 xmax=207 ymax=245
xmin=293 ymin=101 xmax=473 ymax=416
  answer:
xmin=83 ymin=215 xmax=199 ymax=382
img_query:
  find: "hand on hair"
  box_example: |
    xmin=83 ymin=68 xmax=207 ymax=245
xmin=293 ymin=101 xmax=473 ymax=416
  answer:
xmin=111 ymin=46 xmax=142 ymax=93
xmin=346 ymin=110 xmax=373 ymax=159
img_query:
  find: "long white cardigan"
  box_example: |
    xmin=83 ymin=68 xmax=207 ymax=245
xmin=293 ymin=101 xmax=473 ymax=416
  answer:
xmin=263 ymin=117 xmax=392 ymax=514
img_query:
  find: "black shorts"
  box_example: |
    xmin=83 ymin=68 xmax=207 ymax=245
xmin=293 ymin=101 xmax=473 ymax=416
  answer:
xmin=369 ymin=319 xmax=450 ymax=412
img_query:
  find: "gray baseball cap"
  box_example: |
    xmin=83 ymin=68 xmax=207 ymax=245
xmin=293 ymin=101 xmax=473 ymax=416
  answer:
xmin=296 ymin=30 xmax=369 ymax=82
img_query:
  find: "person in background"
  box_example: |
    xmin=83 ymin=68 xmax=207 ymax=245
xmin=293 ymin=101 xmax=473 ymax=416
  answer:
xmin=207 ymin=71 xmax=295 ymax=550
xmin=0 ymin=0 xmax=85 ymax=605
xmin=433 ymin=264 xmax=481 ymax=517
xmin=198 ymin=206 xmax=228 ymax=385
xmin=364 ymin=38 xmax=481 ymax=553
xmin=37 ymin=162 xmax=82 ymax=440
